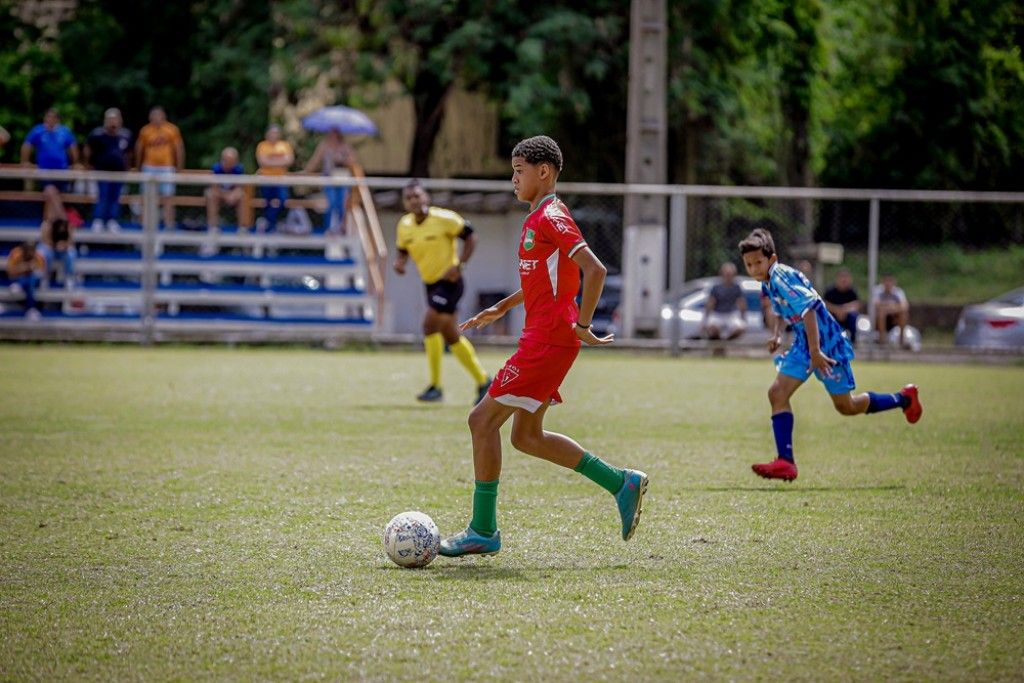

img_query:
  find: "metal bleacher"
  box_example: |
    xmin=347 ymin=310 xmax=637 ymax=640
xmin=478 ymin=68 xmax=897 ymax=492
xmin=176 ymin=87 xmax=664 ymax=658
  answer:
xmin=0 ymin=167 xmax=389 ymax=343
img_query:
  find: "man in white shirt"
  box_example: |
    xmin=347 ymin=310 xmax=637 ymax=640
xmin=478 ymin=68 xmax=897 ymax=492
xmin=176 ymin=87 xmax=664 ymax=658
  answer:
xmin=872 ymin=274 xmax=910 ymax=348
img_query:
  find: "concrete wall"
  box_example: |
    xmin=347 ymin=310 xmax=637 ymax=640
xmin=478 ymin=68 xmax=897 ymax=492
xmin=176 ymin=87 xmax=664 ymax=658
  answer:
xmin=377 ymin=209 xmax=526 ymax=337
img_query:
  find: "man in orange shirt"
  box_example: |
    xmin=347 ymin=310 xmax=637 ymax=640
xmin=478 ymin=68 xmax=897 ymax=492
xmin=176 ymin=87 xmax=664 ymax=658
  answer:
xmin=135 ymin=106 xmax=185 ymax=228
xmin=6 ymin=241 xmax=46 ymax=319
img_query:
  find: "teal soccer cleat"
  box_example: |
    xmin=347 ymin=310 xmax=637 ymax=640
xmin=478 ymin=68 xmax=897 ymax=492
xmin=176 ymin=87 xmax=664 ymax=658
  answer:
xmin=439 ymin=526 xmax=502 ymax=557
xmin=615 ymin=469 xmax=649 ymax=541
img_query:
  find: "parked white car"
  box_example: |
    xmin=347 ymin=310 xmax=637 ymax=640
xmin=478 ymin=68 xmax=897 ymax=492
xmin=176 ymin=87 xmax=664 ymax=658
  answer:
xmin=659 ymin=276 xmax=770 ymax=342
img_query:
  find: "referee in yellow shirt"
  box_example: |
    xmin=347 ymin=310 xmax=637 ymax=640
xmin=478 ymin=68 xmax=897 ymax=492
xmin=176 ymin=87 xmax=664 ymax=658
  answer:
xmin=394 ymin=180 xmax=491 ymax=403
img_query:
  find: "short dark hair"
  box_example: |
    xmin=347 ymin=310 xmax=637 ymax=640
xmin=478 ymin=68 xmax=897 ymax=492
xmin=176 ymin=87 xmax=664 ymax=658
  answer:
xmin=511 ymin=135 xmax=563 ymax=172
xmin=738 ymin=228 xmax=776 ymax=257
xmin=405 ymin=178 xmax=423 ymax=190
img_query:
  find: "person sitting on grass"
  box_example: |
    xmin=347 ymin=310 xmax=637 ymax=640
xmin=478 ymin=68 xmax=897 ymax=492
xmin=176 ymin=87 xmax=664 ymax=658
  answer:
xmin=824 ymin=268 xmax=861 ymax=343
xmin=872 ymin=274 xmax=911 ymax=348
xmin=739 ymin=228 xmax=922 ymax=482
xmin=702 ymin=262 xmax=748 ymax=341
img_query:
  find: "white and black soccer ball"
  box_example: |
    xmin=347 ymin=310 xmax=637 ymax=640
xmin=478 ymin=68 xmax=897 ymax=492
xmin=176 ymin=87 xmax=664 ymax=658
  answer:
xmin=383 ymin=511 xmax=440 ymax=568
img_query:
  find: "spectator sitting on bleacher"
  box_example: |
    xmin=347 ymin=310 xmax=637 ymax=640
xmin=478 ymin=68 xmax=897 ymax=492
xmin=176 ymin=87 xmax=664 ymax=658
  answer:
xmin=135 ymin=107 xmax=184 ymax=229
xmin=256 ymin=125 xmax=294 ymax=233
xmin=6 ymin=241 xmax=46 ymax=320
xmin=37 ymin=218 xmax=77 ymax=289
xmin=702 ymin=262 xmax=748 ymax=340
xmin=873 ymin=274 xmax=911 ymax=348
xmin=824 ymin=268 xmax=860 ymax=343
xmin=21 ymin=108 xmax=79 ymax=230
xmin=85 ymin=108 xmax=132 ymax=232
xmin=205 ymin=146 xmax=245 ymax=232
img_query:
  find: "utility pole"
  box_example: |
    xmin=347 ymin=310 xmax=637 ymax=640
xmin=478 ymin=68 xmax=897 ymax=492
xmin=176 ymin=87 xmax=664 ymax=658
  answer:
xmin=621 ymin=0 xmax=668 ymax=337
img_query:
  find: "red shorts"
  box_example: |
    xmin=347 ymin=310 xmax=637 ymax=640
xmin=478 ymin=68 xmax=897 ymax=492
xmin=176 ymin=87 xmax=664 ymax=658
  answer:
xmin=488 ymin=340 xmax=580 ymax=413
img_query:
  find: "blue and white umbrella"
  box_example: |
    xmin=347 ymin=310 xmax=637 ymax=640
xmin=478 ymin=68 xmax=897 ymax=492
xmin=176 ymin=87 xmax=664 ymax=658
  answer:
xmin=301 ymin=105 xmax=378 ymax=136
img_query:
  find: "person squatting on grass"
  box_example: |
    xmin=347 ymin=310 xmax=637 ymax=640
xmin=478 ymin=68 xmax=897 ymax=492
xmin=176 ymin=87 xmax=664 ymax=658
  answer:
xmin=739 ymin=228 xmax=923 ymax=482
xmin=438 ymin=135 xmax=648 ymax=558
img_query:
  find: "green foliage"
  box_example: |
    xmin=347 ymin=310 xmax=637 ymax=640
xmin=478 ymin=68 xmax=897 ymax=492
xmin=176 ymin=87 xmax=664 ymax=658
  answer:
xmin=2 ymin=0 xmax=1023 ymax=190
xmin=1 ymin=0 xmax=272 ymax=170
xmin=820 ymin=0 xmax=1024 ymax=190
xmin=0 ymin=1 xmax=82 ymax=161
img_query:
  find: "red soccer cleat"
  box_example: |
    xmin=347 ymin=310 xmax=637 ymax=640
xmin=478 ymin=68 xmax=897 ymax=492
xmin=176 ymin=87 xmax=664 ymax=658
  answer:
xmin=751 ymin=458 xmax=798 ymax=481
xmin=900 ymin=384 xmax=922 ymax=424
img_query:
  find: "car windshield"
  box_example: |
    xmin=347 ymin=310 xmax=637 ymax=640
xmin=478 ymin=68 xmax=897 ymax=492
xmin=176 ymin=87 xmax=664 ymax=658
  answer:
xmin=992 ymin=288 xmax=1024 ymax=306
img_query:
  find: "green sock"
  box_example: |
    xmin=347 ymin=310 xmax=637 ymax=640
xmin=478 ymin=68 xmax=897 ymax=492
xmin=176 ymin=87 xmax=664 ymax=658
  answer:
xmin=470 ymin=479 xmax=499 ymax=536
xmin=574 ymin=452 xmax=625 ymax=495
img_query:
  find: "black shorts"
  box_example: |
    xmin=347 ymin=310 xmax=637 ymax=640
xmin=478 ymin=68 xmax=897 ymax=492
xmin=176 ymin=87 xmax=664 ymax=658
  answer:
xmin=425 ymin=277 xmax=464 ymax=314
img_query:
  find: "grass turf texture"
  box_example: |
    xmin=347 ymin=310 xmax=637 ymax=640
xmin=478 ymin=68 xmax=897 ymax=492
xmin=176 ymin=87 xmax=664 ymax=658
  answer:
xmin=1 ymin=345 xmax=1022 ymax=681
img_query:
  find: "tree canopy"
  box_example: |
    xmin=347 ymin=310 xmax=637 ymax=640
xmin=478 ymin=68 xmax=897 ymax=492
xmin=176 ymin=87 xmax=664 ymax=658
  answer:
xmin=1 ymin=0 xmax=1022 ymax=190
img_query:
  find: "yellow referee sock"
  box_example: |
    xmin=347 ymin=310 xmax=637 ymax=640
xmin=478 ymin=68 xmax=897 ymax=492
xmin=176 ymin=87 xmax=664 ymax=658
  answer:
xmin=424 ymin=332 xmax=444 ymax=387
xmin=450 ymin=336 xmax=488 ymax=385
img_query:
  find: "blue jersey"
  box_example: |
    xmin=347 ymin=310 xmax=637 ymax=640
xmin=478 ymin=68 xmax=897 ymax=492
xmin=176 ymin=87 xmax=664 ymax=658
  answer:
xmin=25 ymin=124 xmax=76 ymax=169
xmin=763 ymin=262 xmax=854 ymax=363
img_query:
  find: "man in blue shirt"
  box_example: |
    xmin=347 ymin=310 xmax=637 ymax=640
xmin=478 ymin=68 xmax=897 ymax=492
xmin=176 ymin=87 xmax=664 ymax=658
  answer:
xmin=205 ymin=146 xmax=245 ymax=234
xmin=738 ymin=228 xmax=923 ymax=481
xmin=21 ymin=108 xmax=79 ymax=227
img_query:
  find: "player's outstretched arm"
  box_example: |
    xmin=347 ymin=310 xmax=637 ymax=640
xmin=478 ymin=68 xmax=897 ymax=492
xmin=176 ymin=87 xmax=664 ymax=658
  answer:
xmin=460 ymin=289 xmax=523 ymax=331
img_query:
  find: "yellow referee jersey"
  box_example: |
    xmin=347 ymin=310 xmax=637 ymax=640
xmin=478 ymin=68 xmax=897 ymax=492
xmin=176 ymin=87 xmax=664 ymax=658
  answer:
xmin=396 ymin=207 xmax=467 ymax=285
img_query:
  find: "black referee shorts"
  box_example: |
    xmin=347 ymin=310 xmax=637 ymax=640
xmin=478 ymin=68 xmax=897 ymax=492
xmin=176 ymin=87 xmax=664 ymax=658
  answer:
xmin=425 ymin=277 xmax=464 ymax=314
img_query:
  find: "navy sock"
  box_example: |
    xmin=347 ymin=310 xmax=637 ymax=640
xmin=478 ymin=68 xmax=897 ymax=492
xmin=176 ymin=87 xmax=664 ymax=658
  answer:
xmin=866 ymin=391 xmax=906 ymax=414
xmin=771 ymin=412 xmax=795 ymax=463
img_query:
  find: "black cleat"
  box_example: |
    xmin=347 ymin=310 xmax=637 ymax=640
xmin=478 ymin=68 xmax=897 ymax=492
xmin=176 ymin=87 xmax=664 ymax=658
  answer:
xmin=475 ymin=377 xmax=492 ymax=405
xmin=417 ymin=385 xmax=443 ymax=402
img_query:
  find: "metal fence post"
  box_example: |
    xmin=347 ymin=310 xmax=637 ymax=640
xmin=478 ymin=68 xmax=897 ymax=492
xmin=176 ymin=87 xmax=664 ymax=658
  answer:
xmin=867 ymin=197 xmax=880 ymax=337
xmin=668 ymin=192 xmax=686 ymax=356
xmin=141 ymin=176 xmax=158 ymax=345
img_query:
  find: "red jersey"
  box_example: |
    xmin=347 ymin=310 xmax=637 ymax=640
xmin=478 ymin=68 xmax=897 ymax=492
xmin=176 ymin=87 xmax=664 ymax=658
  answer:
xmin=517 ymin=194 xmax=588 ymax=347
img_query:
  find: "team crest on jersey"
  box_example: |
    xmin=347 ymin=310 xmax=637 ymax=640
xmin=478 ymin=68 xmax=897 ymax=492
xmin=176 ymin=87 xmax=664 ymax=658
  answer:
xmin=523 ymin=229 xmax=535 ymax=250
xmin=500 ymin=364 xmax=520 ymax=387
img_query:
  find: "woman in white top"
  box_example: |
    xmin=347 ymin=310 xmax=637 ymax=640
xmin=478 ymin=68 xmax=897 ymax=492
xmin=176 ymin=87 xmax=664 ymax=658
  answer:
xmin=304 ymin=130 xmax=356 ymax=234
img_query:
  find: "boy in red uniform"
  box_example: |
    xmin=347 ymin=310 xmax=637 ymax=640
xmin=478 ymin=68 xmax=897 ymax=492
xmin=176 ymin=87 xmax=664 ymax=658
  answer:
xmin=439 ymin=136 xmax=648 ymax=557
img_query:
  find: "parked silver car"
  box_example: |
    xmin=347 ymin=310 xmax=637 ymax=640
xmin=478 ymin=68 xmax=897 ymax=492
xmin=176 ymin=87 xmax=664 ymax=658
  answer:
xmin=955 ymin=287 xmax=1024 ymax=349
xmin=659 ymin=276 xmax=770 ymax=341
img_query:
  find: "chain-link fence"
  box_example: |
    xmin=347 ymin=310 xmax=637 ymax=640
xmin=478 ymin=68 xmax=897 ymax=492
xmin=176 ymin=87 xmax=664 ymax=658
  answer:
xmin=2 ymin=166 xmax=1022 ymax=348
xmin=675 ymin=190 xmax=1024 ymax=349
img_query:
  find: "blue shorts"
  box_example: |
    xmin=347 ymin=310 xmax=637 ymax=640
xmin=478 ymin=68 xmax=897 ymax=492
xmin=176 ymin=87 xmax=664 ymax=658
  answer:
xmin=142 ymin=165 xmax=176 ymax=197
xmin=776 ymin=344 xmax=856 ymax=395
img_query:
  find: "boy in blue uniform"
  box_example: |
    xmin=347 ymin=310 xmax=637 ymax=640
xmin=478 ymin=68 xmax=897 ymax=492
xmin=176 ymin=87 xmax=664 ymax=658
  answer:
xmin=739 ymin=229 xmax=922 ymax=481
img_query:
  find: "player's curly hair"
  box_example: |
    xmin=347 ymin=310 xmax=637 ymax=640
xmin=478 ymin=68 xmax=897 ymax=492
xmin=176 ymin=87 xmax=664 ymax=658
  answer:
xmin=738 ymin=228 xmax=776 ymax=257
xmin=511 ymin=135 xmax=563 ymax=172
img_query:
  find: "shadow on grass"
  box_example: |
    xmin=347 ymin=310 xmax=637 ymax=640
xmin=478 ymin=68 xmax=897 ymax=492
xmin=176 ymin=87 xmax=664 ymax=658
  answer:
xmin=350 ymin=404 xmax=460 ymax=412
xmin=380 ymin=563 xmax=633 ymax=582
xmin=686 ymin=484 xmax=907 ymax=493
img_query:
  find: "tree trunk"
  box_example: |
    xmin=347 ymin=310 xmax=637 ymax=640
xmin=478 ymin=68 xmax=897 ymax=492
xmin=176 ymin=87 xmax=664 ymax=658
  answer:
xmin=408 ymin=73 xmax=453 ymax=178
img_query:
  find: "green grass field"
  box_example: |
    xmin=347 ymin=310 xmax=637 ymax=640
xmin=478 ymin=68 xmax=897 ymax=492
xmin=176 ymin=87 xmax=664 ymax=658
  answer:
xmin=1 ymin=345 xmax=1023 ymax=681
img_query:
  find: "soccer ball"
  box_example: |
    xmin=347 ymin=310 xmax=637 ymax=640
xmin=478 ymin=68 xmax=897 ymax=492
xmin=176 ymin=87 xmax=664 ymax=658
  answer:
xmin=383 ymin=511 xmax=440 ymax=569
